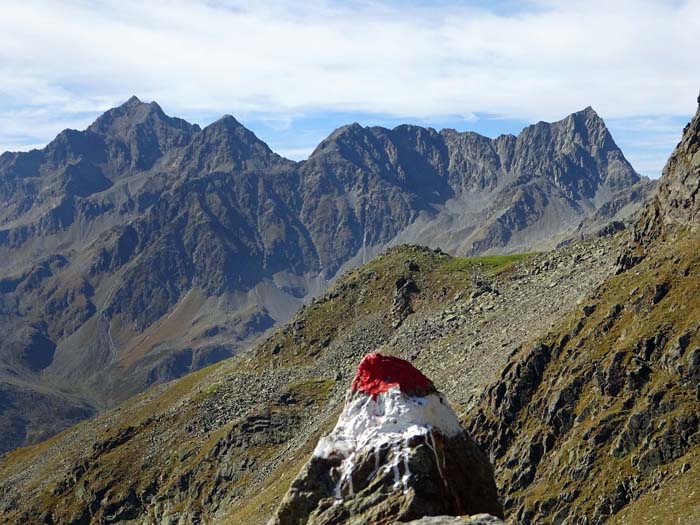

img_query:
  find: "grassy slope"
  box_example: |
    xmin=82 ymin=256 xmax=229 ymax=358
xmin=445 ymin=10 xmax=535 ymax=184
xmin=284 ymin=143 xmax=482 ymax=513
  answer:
xmin=34 ymin=225 xmax=700 ymax=525
xmin=470 ymin=230 xmax=700 ymax=523
xmin=608 ymin=449 xmax=700 ymax=525
xmin=0 ymin=246 xmax=528 ymax=524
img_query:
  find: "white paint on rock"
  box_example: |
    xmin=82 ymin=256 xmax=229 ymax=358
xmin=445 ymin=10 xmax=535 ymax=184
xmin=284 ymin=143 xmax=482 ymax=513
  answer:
xmin=313 ymin=386 xmax=463 ymax=499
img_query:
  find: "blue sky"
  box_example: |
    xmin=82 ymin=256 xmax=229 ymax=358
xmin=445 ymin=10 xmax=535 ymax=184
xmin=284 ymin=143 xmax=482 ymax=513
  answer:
xmin=2 ymin=0 xmax=699 ymax=177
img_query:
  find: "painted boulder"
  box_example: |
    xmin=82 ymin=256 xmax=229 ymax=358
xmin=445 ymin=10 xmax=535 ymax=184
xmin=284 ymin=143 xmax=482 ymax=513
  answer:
xmin=269 ymin=353 xmax=503 ymax=525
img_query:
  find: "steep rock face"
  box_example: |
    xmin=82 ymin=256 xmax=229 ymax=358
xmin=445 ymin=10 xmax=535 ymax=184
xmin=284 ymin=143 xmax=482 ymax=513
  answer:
xmin=0 ymin=97 xmax=652 ymax=452
xmin=639 ymin=95 xmax=700 ymax=233
xmin=298 ymin=123 xmax=451 ymax=274
xmin=86 ymin=96 xmax=199 ymax=174
xmin=270 ymin=353 xmax=502 ymax=525
xmin=389 ymin=109 xmax=651 ymax=257
xmin=508 ymin=107 xmax=636 ymax=198
xmin=618 ymin=94 xmax=700 ymax=270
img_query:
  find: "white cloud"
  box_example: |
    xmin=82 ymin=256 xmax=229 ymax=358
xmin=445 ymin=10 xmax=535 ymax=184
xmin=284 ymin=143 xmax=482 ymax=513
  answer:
xmin=607 ymin=114 xmax=688 ymax=177
xmin=0 ymin=0 xmax=698 ymax=165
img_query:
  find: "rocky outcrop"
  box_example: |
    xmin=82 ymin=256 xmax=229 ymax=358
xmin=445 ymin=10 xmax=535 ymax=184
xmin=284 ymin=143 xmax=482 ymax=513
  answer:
xmin=270 ymin=354 xmax=503 ymax=525
xmin=618 ymin=93 xmax=700 ymax=271
xmin=390 ymin=277 xmax=419 ymax=328
xmin=638 ymin=94 xmax=700 ymax=235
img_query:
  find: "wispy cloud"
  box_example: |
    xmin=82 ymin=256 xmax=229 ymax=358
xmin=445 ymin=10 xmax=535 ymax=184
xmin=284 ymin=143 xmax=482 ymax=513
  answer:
xmin=0 ymin=0 xmax=698 ymax=176
xmin=607 ymin=115 xmax=689 ymax=177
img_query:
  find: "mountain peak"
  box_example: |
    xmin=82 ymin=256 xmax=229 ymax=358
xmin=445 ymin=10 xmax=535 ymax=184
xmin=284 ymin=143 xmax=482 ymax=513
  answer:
xmin=213 ymin=114 xmax=243 ymax=128
xmin=566 ymin=105 xmax=606 ymax=130
xmin=124 ymin=95 xmax=144 ymax=106
xmin=308 ymin=121 xmax=374 ymax=158
xmin=115 ymin=95 xmax=164 ymax=116
xmin=81 ymin=97 xmax=199 ymax=171
xmin=185 ymin=113 xmax=279 ymax=172
xmin=330 ymin=121 xmax=366 ymax=138
xmin=87 ymin=96 xmax=171 ymax=135
xmin=203 ymin=114 xmax=265 ymax=144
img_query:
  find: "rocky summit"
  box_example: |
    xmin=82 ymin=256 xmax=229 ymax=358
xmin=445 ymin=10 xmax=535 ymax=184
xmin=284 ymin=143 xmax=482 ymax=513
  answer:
xmin=270 ymin=353 xmax=502 ymax=525
xmin=0 ymin=96 xmax=654 ymax=453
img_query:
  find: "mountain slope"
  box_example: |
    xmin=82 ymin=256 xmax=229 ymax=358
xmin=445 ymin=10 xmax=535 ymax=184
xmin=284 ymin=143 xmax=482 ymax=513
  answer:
xmin=0 ymin=98 xmax=652 ymax=452
xmin=0 ymin=233 xmax=625 ymax=524
xmin=391 ymin=107 xmax=652 ymax=256
xmin=467 ymin=94 xmax=700 ymax=524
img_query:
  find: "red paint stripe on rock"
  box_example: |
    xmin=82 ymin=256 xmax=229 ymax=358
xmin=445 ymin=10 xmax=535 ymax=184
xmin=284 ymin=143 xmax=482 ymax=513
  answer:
xmin=350 ymin=353 xmax=435 ymax=397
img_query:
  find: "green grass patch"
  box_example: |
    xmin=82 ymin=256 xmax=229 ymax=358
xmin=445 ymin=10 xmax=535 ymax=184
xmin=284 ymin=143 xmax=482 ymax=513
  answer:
xmin=441 ymin=253 xmax=530 ymax=274
xmin=285 ymin=378 xmax=335 ymax=402
xmin=192 ymin=382 xmax=221 ymax=403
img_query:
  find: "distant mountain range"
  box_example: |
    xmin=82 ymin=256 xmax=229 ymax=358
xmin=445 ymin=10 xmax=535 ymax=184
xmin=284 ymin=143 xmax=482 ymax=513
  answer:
xmin=0 ymin=97 xmax=654 ymax=452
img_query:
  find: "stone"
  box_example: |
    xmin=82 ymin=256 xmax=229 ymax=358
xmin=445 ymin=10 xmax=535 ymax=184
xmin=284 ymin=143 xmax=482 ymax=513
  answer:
xmin=269 ymin=354 xmax=503 ymax=525
xmin=398 ymin=515 xmax=506 ymax=525
xmin=651 ymin=283 xmax=670 ymax=305
xmin=391 ymin=277 xmax=420 ymax=328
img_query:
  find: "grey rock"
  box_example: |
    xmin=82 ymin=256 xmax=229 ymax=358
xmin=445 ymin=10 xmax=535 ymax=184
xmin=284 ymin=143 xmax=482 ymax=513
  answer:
xmin=398 ymin=515 xmax=507 ymax=525
xmin=269 ymin=358 xmax=502 ymax=525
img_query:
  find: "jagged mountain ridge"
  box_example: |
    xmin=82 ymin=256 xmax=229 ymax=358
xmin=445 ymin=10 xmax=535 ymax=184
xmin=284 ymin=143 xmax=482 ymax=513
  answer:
xmin=0 ymin=97 xmax=652 ymax=452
